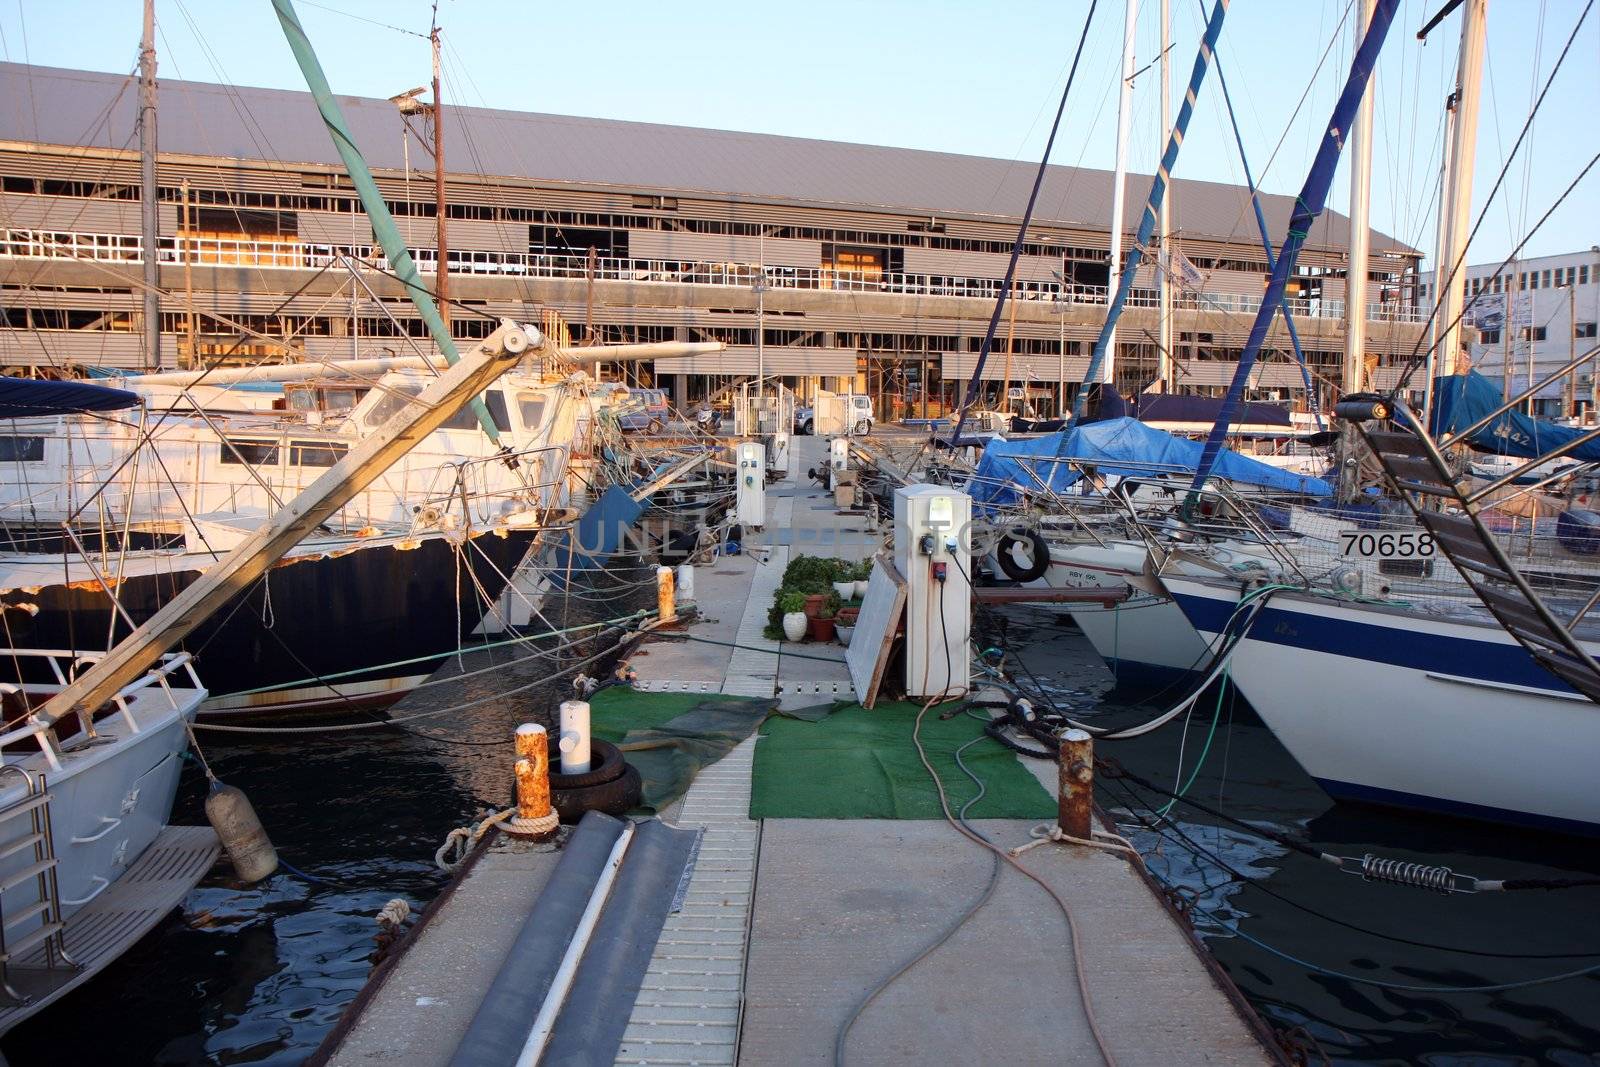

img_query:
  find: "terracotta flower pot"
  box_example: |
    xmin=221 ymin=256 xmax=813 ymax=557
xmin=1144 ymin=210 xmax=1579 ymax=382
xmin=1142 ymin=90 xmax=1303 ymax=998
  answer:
xmin=835 ymin=606 xmax=860 ymax=626
xmin=807 ymin=615 xmax=836 ymax=642
xmin=782 ymin=612 xmax=808 ymax=642
xmin=803 ymin=593 xmax=828 ymax=619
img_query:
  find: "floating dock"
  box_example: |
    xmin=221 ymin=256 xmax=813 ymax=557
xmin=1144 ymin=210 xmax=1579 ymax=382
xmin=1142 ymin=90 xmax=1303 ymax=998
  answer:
xmin=314 ymin=435 xmax=1279 ymax=1066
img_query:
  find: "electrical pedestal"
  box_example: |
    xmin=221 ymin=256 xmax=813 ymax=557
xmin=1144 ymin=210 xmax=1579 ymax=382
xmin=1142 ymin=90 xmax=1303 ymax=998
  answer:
xmin=894 ymin=484 xmax=971 ymax=702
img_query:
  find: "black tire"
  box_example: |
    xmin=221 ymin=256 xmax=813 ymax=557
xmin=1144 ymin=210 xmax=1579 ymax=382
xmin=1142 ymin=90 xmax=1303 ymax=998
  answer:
xmin=802 ymin=418 xmax=815 ymax=435
xmin=995 ymin=529 xmax=1051 ymax=583
xmin=854 ymin=419 xmax=870 ymax=435
xmin=647 ymin=417 xmax=663 ymax=434
xmin=552 ymin=762 xmax=643 ymax=823
xmin=546 ymin=737 xmax=626 ymax=789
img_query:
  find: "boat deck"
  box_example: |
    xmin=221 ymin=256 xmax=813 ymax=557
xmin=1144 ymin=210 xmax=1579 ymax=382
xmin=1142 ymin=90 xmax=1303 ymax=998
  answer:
xmin=0 ymin=824 xmax=219 ymax=1034
xmin=316 ymin=436 xmax=1277 ymax=1065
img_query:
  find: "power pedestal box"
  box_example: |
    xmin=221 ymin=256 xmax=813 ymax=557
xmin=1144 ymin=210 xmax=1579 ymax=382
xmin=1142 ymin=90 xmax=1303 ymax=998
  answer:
xmin=894 ymin=484 xmax=971 ymax=701
xmin=736 ymin=441 xmax=766 ymax=529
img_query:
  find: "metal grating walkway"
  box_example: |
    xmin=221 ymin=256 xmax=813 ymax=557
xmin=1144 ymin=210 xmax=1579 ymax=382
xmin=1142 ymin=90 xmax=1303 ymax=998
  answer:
xmin=614 ymin=491 xmax=792 ymax=1064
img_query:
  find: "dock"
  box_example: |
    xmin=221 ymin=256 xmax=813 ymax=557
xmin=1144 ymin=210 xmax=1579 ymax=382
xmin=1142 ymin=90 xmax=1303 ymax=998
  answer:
xmin=314 ymin=435 xmax=1279 ymax=1066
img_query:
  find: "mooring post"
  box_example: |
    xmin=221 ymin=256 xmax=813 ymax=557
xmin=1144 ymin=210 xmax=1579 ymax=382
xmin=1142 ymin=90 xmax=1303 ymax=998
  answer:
xmin=1058 ymin=728 xmax=1094 ymax=840
xmin=508 ymin=722 xmax=559 ymax=838
xmin=656 ymin=565 xmax=677 ymax=624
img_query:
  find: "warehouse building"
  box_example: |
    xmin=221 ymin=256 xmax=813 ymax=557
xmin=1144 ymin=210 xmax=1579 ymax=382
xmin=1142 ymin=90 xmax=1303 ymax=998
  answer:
xmin=0 ymin=61 xmax=1426 ymax=419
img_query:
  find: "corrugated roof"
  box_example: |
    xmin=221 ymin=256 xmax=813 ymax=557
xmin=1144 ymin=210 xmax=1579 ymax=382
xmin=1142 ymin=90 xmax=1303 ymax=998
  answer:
xmin=0 ymin=61 xmax=1417 ymax=257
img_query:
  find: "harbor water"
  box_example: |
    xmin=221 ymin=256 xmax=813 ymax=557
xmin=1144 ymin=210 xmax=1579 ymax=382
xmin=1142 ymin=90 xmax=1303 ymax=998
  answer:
xmin=6 ymin=601 xmax=1597 ymax=1065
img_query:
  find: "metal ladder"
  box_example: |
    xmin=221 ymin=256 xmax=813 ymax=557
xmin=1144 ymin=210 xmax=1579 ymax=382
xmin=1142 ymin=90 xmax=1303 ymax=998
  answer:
xmin=1349 ymin=405 xmax=1600 ymax=703
xmin=0 ymin=767 xmax=75 ymax=1003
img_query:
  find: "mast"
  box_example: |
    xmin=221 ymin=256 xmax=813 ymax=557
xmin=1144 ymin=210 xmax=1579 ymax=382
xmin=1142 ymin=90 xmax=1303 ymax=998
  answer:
xmin=1433 ymin=0 xmax=1488 ymax=383
xmin=1188 ymin=0 xmax=1399 ymax=495
xmin=1156 ymin=0 xmax=1172 ymax=392
xmin=431 ymin=23 xmax=449 ymax=333
xmin=1104 ymin=0 xmax=1139 ymax=392
xmin=138 ymin=0 xmax=161 ymax=372
xmin=1337 ymin=0 xmax=1378 ymax=502
xmin=1344 ymin=0 xmax=1376 ymax=396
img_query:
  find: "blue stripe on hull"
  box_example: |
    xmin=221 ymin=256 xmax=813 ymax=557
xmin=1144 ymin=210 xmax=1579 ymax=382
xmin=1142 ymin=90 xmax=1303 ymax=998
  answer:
xmin=1316 ymin=778 xmax=1600 ymax=838
xmin=1168 ymin=589 xmax=1576 ymax=694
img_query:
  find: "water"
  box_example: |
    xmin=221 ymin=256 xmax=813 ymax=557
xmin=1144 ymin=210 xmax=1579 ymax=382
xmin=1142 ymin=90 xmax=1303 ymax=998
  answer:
xmin=6 ymin=600 xmax=1598 ymax=1064
xmin=985 ymin=605 xmax=1600 ymax=1065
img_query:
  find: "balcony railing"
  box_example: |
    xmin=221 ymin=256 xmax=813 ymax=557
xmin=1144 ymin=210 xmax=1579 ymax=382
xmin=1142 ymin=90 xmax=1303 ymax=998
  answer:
xmin=0 ymin=228 xmax=1428 ymax=325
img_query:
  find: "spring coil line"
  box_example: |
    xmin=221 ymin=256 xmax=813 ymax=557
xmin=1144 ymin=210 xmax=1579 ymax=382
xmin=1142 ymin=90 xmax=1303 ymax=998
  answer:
xmin=1360 ymin=854 xmax=1457 ymax=893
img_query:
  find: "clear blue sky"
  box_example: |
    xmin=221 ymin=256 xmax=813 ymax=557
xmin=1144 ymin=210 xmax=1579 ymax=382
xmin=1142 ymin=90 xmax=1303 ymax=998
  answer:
xmin=2 ymin=0 xmax=1594 ymax=267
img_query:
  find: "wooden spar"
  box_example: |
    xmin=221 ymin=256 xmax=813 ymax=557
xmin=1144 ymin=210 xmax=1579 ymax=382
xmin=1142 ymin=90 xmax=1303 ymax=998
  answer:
xmin=36 ymin=319 xmax=536 ymax=728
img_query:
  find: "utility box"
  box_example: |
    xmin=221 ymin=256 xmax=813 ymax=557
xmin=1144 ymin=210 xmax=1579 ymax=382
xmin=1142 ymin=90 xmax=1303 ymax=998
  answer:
xmin=894 ymin=484 xmax=971 ymax=701
xmin=736 ymin=441 xmax=766 ymax=529
xmin=771 ymin=432 xmax=792 ymax=477
xmin=829 ymin=436 xmax=850 ymax=474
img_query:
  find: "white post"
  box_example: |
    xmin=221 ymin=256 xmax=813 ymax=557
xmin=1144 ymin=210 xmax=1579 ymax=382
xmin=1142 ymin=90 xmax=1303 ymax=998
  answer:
xmin=557 ymin=700 xmax=592 ymax=775
xmin=1105 ymin=0 xmax=1139 ymax=390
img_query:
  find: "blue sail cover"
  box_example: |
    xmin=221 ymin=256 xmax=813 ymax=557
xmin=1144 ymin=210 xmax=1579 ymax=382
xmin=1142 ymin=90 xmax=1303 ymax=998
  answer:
xmin=0 ymin=378 xmax=139 ymax=418
xmin=1431 ymin=371 xmax=1600 ymax=461
xmin=968 ymin=416 xmax=1332 ymax=510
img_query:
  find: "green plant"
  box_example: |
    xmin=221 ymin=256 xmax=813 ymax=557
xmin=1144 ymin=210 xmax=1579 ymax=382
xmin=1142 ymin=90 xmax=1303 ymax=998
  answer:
xmin=777 ymin=590 xmax=807 ymax=614
xmin=766 ymin=586 xmax=809 ymax=639
xmin=781 ymin=555 xmax=847 ymax=594
xmin=818 ymin=590 xmax=842 ymax=620
xmin=850 ymin=559 xmax=873 ymax=581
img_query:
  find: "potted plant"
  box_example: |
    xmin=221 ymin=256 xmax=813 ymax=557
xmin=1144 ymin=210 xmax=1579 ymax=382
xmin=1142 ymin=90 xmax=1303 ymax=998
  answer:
xmin=835 ymin=605 xmax=860 ymax=627
xmin=778 ymin=590 xmax=808 ymax=642
xmin=808 ymin=595 xmax=837 ymax=643
xmin=832 ymin=574 xmax=856 ymax=601
xmin=835 ymin=619 xmax=855 ymax=646
xmin=852 ymin=559 xmax=873 ymax=599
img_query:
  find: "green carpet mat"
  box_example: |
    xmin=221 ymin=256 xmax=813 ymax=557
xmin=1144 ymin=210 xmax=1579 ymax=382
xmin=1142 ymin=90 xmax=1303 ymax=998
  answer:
xmin=589 ymin=688 xmax=787 ymax=811
xmin=749 ymin=702 xmax=1055 ymax=820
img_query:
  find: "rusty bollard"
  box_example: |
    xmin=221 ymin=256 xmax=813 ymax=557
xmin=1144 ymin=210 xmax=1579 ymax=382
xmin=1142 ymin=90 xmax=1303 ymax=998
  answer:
xmin=1057 ymin=728 xmax=1094 ymax=841
xmin=507 ymin=723 xmax=560 ymax=839
xmin=656 ymin=565 xmax=677 ymax=625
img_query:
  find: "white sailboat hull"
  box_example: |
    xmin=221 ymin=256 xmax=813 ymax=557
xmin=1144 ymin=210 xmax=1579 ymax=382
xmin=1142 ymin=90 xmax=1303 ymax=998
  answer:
xmin=1162 ymin=574 xmax=1600 ymax=834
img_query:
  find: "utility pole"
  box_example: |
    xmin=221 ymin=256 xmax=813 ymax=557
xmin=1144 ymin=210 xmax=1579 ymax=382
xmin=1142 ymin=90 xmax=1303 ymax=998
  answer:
xmin=139 ymin=0 xmax=162 ymax=372
xmin=430 ymin=24 xmax=448 ymax=335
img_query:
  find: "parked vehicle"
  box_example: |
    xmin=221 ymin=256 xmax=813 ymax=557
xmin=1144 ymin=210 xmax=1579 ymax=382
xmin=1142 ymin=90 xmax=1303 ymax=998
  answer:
xmin=615 ymin=388 xmax=672 ymax=432
xmin=796 ymin=393 xmax=874 ymax=435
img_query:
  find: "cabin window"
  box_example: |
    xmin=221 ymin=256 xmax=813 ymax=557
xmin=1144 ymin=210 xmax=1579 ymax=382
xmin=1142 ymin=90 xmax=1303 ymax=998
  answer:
xmin=439 ymin=391 xmax=511 ymax=432
xmin=220 ymin=439 xmax=279 ymax=465
xmin=1479 ymin=329 xmax=1501 ymax=344
xmin=289 ymin=441 xmax=348 ymax=467
xmin=0 ymin=436 xmax=44 ymax=462
xmin=518 ymin=393 xmax=548 ymax=431
xmin=1578 ymin=322 xmax=1597 ymax=339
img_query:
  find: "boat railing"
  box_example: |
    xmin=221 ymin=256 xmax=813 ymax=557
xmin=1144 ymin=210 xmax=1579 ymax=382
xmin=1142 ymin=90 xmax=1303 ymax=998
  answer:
xmin=0 ymin=227 xmax=1431 ymax=326
xmin=0 ymin=652 xmax=199 ymax=771
xmin=412 ymin=443 xmax=572 ymax=530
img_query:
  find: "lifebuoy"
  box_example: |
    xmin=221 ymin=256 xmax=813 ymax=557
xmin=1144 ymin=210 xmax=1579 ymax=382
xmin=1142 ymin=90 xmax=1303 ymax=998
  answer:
xmin=995 ymin=529 xmax=1051 ymax=583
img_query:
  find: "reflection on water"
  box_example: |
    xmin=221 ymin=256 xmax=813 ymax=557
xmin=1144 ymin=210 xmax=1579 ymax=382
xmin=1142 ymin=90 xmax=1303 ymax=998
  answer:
xmin=5 ymin=571 xmax=653 ymax=1066
xmin=990 ymin=606 xmax=1600 ymax=1064
xmin=7 ymin=596 xmax=1598 ymax=1064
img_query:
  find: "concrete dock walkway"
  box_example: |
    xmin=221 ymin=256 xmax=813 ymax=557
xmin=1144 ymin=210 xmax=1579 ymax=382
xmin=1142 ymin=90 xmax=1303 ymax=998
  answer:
xmin=317 ymin=434 xmax=1277 ymax=1066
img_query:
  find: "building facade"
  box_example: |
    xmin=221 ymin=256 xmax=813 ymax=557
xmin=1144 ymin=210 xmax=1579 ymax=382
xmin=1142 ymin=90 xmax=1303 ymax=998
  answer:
xmin=1417 ymin=249 xmax=1600 ymax=417
xmin=0 ymin=62 xmax=1426 ymax=418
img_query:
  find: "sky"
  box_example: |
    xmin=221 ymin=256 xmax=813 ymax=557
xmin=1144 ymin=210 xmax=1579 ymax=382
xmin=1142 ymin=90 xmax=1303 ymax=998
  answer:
xmin=0 ymin=0 xmax=1594 ymax=269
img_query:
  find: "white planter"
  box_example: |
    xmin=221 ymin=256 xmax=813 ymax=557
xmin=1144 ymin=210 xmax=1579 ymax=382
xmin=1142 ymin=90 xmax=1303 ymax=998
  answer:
xmin=832 ymin=580 xmax=855 ymax=600
xmin=854 ymin=579 xmax=871 ymax=599
xmin=781 ymin=612 xmax=808 ymax=642
xmin=835 ymin=623 xmax=855 ymax=646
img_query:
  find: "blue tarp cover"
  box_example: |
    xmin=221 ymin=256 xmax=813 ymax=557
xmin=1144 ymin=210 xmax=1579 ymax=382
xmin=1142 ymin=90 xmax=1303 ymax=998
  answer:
xmin=0 ymin=378 xmax=139 ymax=417
xmin=968 ymin=416 xmax=1333 ymax=509
xmin=1431 ymin=371 xmax=1600 ymax=461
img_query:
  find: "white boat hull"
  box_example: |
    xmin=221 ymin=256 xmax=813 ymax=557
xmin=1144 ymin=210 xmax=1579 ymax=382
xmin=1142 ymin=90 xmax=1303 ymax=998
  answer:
xmin=1162 ymin=574 xmax=1600 ymax=834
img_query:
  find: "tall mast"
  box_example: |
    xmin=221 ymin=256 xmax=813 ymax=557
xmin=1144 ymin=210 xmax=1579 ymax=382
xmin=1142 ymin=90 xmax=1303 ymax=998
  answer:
xmin=1104 ymin=0 xmax=1138 ymax=392
xmin=1156 ymin=0 xmax=1172 ymax=392
xmin=139 ymin=0 xmax=161 ymax=372
xmin=1433 ymin=0 xmax=1488 ymax=384
xmin=430 ymin=23 xmax=449 ymax=333
xmin=1336 ymin=0 xmax=1378 ymax=503
xmin=1344 ymin=0 xmax=1376 ymax=396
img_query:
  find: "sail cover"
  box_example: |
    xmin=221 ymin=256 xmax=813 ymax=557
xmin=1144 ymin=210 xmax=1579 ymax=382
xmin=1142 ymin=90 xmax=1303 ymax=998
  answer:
xmin=968 ymin=416 xmax=1332 ymax=510
xmin=1431 ymin=371 xmax=1600 ymax=462
xmin=0 ymin=378 xmax=139 ymax=418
